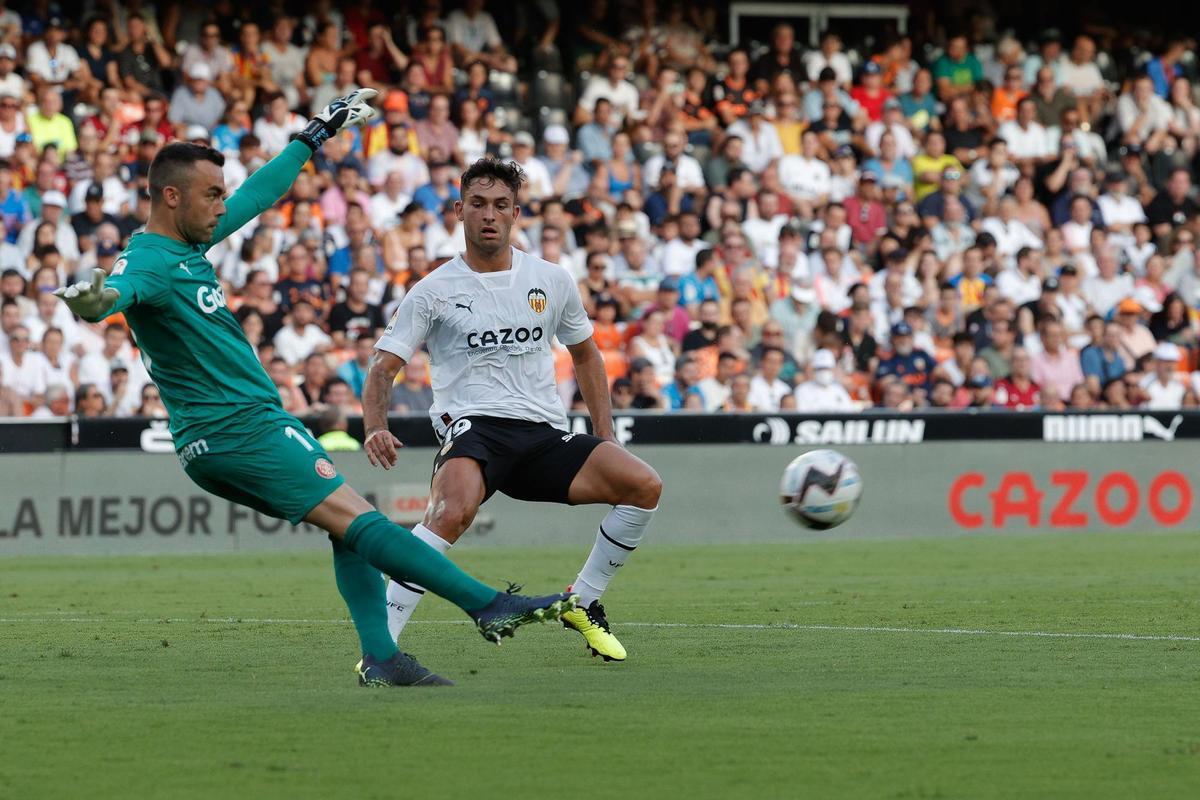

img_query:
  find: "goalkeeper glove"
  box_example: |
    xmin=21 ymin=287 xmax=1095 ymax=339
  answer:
xmin=53 ymin=268 xmax=119 ymax=322
xmin=293 ymin=88 xmax=379 ymax=152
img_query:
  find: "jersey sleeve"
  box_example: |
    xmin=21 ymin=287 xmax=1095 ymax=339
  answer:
xmin=374 ymin=285 xmax=434 ymax=362
xmin=101 ymin=252 xmax=171 ymax=319
xmin=555 ymin=269 xmax=594 ymax=346
xmin=206 ymin=140 xmax=311 ymax=250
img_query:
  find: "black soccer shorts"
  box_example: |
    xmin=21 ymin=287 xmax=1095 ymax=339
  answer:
xmin=431 ymin=415 xmax=606 ymax=504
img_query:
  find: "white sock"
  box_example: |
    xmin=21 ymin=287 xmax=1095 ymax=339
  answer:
xmin=385 ymin=524 xmax=452 ymax=643
xmin=573 ymin=505 xmax=656 ymax=607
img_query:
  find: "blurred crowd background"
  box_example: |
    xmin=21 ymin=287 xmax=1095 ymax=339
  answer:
xmin=1 ymin=0 xmax=1199 ymax=422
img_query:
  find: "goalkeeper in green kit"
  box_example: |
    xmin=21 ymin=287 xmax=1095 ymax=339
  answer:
xmin=54 ymin=89 xmax=577 ymax=687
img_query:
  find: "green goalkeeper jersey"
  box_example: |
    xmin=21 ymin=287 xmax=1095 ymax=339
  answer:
xmin=92 ymin=141 xmax=312 ymax=447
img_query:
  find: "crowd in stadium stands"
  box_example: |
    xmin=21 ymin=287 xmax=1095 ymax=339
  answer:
xmin=2 ymin=2 xmax=1200 ymax=421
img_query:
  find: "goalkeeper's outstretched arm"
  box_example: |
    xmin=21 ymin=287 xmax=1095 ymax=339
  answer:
xmin=206 ymin=88 xmax=379 ymax=248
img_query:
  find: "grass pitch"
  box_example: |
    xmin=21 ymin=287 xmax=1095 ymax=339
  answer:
xmin=1 ymin=533 xmax=1198 ymax=799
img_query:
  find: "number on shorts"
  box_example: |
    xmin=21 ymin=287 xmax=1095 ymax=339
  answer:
xmin=284 ymin=426 xmax=315 ymax=452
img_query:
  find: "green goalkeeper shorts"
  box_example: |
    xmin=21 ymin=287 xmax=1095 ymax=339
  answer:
xmin=180 ymin=409 xmax=346 ymax=525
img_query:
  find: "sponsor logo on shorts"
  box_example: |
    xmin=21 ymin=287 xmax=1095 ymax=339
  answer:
xmin=439 ymin=438 xmax=454 ymax=456
xmin=315 ymin=458 xmax=337 ymax=479
xmin=527 ymin=288 xmax=547 ymax=314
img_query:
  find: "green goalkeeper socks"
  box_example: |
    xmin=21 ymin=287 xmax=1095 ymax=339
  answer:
xmin=329 ymin=537 xmax=398 ymax=661
xmin=344 ymin=511 xmax=497 ymax=612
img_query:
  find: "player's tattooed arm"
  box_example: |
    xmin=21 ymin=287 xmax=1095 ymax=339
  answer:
xmin=363 ymin=347 xmax=406 ymax=469
xmin=566 ymin=337 xmax=616 ymax=442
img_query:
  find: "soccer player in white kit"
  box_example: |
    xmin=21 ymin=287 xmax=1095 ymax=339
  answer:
xmin=363 ymin=158 xmax=662 ymax=675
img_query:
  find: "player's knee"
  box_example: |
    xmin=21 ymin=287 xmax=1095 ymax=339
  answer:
xmin=427 ymin=501 xmax=476 ymax=539
xmin=627 ymin=466 xmax=663 ymax=509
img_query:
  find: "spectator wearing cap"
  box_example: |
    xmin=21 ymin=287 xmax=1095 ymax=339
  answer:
xmin=1030 ymin=318 xmax=1084 ymax=402
xmin=793 ymin=348 xmax=853 ymax=411
xmin=1147 ymin=168 xmax=1200 ymax=241
xmin=25 ymin=16 xmax=84 ymax=93
xmin=504 ymin=131 xmax=551 ymax=201
xmin=725 ymin=101 xmax=784 ymax=174
xmin=0 ymin=43 xmax=25 ymax=101
xmin=538 ymin=124 xmax=590 ymax=200
xmin=576 ymin=54 xmax=639 ymax=127
xmin=16 ymin=189 xmax=78 ymax=263
xmin=1114 ymin=297 xmax=1157 ymax=368
xmin=877 ymin=320 xmax=934 ymax=390
xmin=850 ymin=61 xmax=893 ymax=123
xmin=932 ymin=34 xmax=983 ymax=102
xmin=168 ymin=61 xmax=227 ymax=134
xmin=26 ymin=86 xmax=77 ymax=163
xmin=1142 ymin=342 xmax=1186 ymax=409
xmin=1080 ymin=321 xmax=1127 ymax=396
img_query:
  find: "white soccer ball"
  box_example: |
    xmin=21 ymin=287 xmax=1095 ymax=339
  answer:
xmin=779 ymin=449 xmax=862 ymax=530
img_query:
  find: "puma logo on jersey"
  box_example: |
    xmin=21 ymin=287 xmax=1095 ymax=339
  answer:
xmin=178 ymin=262 xmax=192 ymax=275
xmin=454 ymin=299 xmax=474 ymax=312
xmin=466 ymin=326 xmax=544 ymax=348
xmin=196 ymin=285 xmax=227 ymax=314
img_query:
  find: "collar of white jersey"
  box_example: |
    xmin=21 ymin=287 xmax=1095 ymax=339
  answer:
xmin=453 ymin=246 xmax=524 ymax=278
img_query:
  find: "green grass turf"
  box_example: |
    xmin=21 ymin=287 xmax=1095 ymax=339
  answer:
xmin=1 ymin=533 xmax=1198 ymax=800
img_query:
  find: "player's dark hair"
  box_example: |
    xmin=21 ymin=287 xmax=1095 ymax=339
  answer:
xmin=149 ymin=143 xmax=225 ymax=202
xmin=460 ymin=156 xmax=524 ymax=200
xmin=760 ymin=346 xmax=785 ymax=361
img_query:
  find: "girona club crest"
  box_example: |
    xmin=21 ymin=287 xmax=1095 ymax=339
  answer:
xmin=527 ymin=288 xmax=547 ymax=314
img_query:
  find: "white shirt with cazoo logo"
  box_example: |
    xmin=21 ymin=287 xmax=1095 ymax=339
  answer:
xmin=376 ymin=247 xmax=593 ymax=432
